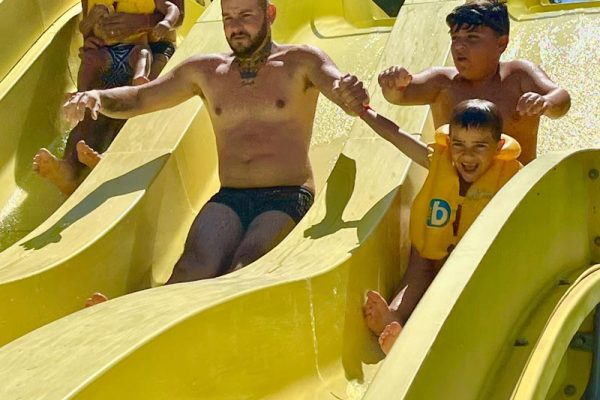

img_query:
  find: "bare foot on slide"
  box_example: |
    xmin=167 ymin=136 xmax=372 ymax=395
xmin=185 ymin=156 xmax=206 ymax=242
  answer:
xmin=364 ymin=290 xmax=395 ymax=335
xmin=76 ymin=140 xmax=102 ymax=169
xmin=84 ymin=292 xmax=109 ymax=307
xmin=32 ymin=148 xmax=77 ymax=194
xmin=379 ymin=321 xmax=402 ymax=355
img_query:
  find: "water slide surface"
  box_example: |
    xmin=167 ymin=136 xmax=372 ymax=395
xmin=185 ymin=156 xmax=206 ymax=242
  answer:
xmin=0 ymin=0 xmax=599 ymax=399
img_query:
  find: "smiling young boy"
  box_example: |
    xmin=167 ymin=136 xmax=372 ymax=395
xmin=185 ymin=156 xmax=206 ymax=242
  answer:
xmin=378 ymin=0 xmax=570 ymax=165
xmin=357 ymin=99 xmax=522 ymax=354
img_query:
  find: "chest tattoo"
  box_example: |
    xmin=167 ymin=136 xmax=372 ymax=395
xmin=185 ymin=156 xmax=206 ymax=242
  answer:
xmin=233 ymin=40 xmax=272 ymax=86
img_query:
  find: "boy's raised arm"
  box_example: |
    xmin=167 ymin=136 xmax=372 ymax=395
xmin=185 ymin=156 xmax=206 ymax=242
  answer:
xmin=379 ymin=66 xmax=448 ymax=106
xmin=515 ymin=60 xmax=571 ymax=119
xmin=334 ymin=75 xmax=429 ymax=168
xmin=360 ymin=108 xmax=430 ymax=169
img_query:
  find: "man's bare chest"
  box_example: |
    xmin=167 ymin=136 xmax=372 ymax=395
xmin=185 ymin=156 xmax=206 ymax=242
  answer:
xmin=202 ymin=64 xmax=314 ymax=119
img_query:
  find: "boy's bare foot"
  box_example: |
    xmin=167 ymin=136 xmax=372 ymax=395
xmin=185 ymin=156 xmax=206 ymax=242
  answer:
xmin=84 ymin=292 xmax=109 ymax=307
xmin=132 ymin=75 xmax=150 ymax=86
xmin=364 ymin=290 xmax=395 ymax=335
xmin=76 ymin=140 xmax=102 ymax=169
xmin=379 ymin=321 xmax=402 ymax=355
xmin=32 ymin=149 xmax=77 ymax=194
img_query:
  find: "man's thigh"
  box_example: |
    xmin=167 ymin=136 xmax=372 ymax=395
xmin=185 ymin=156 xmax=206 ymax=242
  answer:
xmin=176 ymin=202 xmax=244 ymax=278
xmin=230 ymin=211 xmax=296 ymax=271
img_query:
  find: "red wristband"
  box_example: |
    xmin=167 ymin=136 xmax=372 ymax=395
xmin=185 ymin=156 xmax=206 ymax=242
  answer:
xmin=359 ymin=105 xmax=372 ymax=118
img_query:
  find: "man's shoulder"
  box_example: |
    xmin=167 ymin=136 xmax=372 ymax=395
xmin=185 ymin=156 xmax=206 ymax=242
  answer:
xmin=274 ymin=44 xmax=330 ymax=63
xmin=183 ymin=53 xmax=231 ymax=66
xmin=174 ymin=53 xmax=231 ymax=75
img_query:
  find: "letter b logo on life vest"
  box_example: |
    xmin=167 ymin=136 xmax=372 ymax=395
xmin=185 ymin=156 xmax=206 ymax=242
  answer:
xmin=427 ymin=198 xmax=451 ymax=227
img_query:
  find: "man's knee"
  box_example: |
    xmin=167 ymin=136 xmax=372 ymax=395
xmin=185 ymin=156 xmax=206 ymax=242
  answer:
xmin=168 ymin=252 xmax=222 ymax=284
xmin=230 ymin=243 xmax=265 ymax=271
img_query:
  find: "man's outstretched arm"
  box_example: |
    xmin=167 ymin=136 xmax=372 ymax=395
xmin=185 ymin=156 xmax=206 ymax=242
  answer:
xmin=64 ymin=57 xmax=203 ymax=123
xmin=302 ymin=45 xmax=369 ymax=115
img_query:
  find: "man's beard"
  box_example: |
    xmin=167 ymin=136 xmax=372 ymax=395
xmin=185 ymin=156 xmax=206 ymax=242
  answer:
xmin=228 ymin=21 xmax=269 ymax=59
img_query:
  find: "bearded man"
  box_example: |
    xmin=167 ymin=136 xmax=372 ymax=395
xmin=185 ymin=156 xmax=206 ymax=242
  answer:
xmin=64 ymin=0 xmax=369 ymax=283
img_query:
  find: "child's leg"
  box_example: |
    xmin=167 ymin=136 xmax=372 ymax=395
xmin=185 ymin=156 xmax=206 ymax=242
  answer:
xmin=148 ymin=53 xmax=170 ymax=80
xmin=129 ymin=44 xmax=153 ymax=86
xmin=376 ymin=247 xmax=441 ymax=354
xmin=388 ymin=246 xmax=441 ymax=324
xmin=364 ymin=247 xmax=440 ymax=335
xmin=77 ymin=47 xmax=112 ymax=91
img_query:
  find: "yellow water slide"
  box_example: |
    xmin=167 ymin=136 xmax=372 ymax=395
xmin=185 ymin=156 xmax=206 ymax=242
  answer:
xmin=0 ymin=0 xmax=205 ymax=341
xmin=0 ymin=0 xmax=599 ymax=399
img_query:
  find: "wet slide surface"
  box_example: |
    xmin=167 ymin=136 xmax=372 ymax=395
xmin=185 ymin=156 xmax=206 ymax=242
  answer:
xmin=0 ymin=0 xmax=599 ymax=399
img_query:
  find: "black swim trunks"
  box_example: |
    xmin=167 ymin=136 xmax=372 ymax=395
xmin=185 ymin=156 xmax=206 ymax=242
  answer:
xmin=209 ymin=186 xmax=315 ymax=230
xmin=101 ymin=41 xmax=176 ymax=88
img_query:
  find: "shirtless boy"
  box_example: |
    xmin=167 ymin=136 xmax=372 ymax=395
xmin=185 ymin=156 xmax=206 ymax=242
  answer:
xmin=378 ymin=0 xmax=570 ymax=164
xmin=64 ymin=0 xmax=369 ymax=285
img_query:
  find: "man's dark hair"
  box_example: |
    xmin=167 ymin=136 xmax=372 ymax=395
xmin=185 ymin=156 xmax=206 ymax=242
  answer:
xmin=446 ymin=0 xmax=509 ymax=37
xmin=258 ymin=0 xmax=268 ymax=11
xmin=450 ymin=99 xmax=503 ymax=141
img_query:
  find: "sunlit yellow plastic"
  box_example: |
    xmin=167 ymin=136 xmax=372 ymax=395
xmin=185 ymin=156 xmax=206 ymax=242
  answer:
xmin=0 ymin=0 xmax=599 ymax=399
xmin=510 ymin=264 xmax=600 ymax=400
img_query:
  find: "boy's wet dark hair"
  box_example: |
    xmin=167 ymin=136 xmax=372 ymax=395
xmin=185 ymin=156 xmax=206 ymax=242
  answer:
xmin=446 ymin=0 xmax=509 ymax=37
xmin=450 ymin=99 xmax=503 ymax=141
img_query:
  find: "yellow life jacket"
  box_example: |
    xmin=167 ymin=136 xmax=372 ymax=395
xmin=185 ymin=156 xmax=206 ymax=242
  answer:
xmin=87 ymin=0 xmax=155 ymax=44
xmin=409 ymin=125 xmax=523 ymax=260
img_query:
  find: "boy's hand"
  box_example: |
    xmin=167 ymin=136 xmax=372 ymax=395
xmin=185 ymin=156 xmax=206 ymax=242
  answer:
xmin=152 ymin=21 xmax=172 ymax=39
xmin=517 ymin=92 xmax=550 ymax=117
xmin=379 ymin=66 xmax=412 ymax=90
xmin=63 ymin=91 xmax=102 ymax=125
xmin=333 ymin=74 xmax=370 ymax=115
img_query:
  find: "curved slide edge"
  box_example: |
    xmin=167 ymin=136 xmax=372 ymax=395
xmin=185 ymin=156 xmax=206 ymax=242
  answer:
xmin=0 ymin=1 xmax=82 ymax=251
xmin=0 ymin=0 xmax=79 ymax=83
xmin=0 ymin=0 xmax=210 ymax=345
xmin=510 ymin=264 xmax=600 ymax=400
xmin=364 ymin=148 xmax=600 ymax=400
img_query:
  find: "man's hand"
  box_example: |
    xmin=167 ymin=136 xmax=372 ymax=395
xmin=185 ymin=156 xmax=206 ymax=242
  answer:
xmin=517 ymin=92 xmax=550 ymax=117
xmin=378 ymin=66 xmax=412 ymax=90
xmin=63 ymin=91 xmax=102 ymax=125
xmin=333 ymin=74 xmax=370 ymax=116
xmin=152 ymin=21 xmax=172 ymax=40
